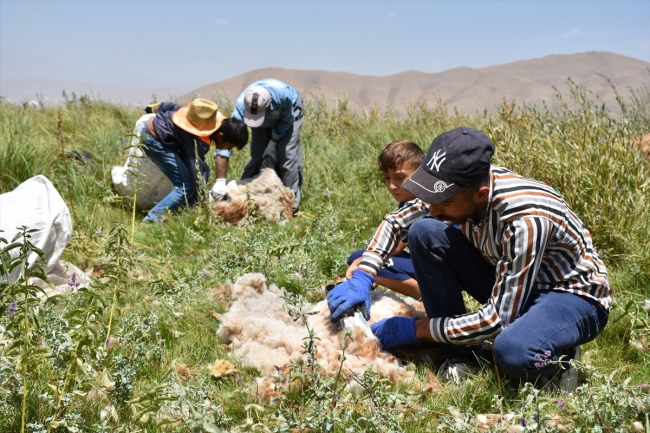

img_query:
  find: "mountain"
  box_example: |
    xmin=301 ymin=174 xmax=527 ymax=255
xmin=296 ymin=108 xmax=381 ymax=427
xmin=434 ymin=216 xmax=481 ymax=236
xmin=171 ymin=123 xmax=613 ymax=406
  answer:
xmin=0 ymin=78 xmax=189 ymax=107
xmin=179 ymin=52 xmax=649 ymax=115
xmin=3 ymin=52 xmax=646 ymax=114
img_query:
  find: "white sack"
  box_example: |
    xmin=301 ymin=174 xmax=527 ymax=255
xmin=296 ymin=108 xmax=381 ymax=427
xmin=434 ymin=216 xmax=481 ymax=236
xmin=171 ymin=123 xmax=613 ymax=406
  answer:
xmin=0 ymin=175 xmax=72 ymax=282
xmin=111 ymin=113 xmax=173 ymax=210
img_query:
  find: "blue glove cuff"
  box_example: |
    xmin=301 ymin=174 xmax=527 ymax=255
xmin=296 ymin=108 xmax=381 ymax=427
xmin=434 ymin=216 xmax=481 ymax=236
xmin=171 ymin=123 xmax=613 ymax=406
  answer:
xmin=405 ymin=316 xmax=419 ymax=341
xmin=351 ymin=269 xmax=375 ymax=286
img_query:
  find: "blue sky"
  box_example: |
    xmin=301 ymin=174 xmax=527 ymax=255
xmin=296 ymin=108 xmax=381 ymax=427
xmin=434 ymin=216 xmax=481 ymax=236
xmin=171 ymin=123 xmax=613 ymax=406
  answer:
xmin=1 ymin=0 xmax=649 ymax=91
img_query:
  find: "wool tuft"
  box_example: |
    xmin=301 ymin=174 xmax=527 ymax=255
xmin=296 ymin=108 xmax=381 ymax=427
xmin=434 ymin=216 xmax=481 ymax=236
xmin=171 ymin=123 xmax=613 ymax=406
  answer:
xmin=213 ymin=169 xmax=295 ymax=224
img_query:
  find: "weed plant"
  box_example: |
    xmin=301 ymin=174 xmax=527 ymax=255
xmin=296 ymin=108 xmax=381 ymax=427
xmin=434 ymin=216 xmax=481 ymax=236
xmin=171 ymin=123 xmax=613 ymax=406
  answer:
xmin=0 ymin=79 xmax=649 ymax=431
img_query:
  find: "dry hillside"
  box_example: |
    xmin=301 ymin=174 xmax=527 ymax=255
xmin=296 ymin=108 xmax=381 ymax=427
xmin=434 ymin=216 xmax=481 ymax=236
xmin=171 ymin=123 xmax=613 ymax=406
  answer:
xmin=179 ymin=51 xmax=649 ymax=116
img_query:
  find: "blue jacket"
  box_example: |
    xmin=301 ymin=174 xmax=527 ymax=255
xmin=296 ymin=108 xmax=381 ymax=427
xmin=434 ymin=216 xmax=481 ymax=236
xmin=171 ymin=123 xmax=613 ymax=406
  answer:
xmin=231 ymin=78 xmax=299 ymax=140
xmin=151 ymin=103 xmax=210 ymax=189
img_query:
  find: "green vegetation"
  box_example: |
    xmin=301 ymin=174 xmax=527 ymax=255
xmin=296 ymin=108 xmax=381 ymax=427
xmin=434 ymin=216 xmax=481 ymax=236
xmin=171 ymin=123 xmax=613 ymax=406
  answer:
xmin=1 ymin=79 xmax=649 ymax=432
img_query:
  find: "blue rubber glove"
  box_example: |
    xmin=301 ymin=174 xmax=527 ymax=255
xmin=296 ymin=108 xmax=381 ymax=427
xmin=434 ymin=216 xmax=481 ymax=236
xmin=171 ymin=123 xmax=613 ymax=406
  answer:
xmin=371 ymin=316 xmax=421 ymax=350
xmin=327 ymin=270 xmax=375 ymax=321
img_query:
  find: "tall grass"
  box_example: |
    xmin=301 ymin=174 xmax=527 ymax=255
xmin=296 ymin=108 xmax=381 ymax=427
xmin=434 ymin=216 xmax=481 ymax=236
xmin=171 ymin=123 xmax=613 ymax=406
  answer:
xmin=0 ymin=79 xmax=649 ymax=431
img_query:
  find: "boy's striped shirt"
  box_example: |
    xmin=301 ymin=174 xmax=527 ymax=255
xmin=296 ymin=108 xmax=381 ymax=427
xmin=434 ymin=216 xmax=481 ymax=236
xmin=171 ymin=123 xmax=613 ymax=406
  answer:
xmin=360 ymin=166 xmax=611 ymax=345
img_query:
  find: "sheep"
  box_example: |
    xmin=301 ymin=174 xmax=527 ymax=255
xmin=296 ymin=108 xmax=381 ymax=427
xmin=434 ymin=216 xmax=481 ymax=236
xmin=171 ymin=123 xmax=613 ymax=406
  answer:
xmin=216 ymin=273 xmax=443 ymax=402
xmin=212 ymin=169 xmax=295 ymax=224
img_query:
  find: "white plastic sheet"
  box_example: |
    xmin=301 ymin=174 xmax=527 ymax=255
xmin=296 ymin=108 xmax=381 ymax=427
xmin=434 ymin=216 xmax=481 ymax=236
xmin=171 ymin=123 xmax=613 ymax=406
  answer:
xmin=111 ymin=113 xmax=173 ymax=210
xmin=0 ymin=175 xmax=72 ymax=282
xmin=30 ymin=260 xmax=91 ymax=298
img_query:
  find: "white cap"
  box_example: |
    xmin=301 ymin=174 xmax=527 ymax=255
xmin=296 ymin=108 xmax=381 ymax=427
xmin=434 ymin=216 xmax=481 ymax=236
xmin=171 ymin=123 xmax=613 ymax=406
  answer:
xmin=243 ymin=86 xmax=271 ymax=127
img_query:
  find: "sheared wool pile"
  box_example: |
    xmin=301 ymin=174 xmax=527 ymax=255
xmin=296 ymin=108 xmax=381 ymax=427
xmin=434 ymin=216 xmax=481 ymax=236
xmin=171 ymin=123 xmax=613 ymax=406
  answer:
xmin=216 ymin=273 xmax=430 ymax=397
xmin=213 ymin=169 xmax=294 ymax=224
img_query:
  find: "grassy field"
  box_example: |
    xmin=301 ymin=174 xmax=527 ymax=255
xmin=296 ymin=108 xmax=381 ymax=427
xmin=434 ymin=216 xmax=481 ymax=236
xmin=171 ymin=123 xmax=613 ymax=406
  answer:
xmin=1 ymin=79 xmax=649 ymax=432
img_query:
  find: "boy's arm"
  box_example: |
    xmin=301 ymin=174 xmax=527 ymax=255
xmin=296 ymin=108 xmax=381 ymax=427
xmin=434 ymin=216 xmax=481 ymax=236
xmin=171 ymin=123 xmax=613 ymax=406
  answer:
xmin=329 ymin=200 xmax=427 ymax=321
xmin=345 ymin=257 xmax=362 ymax=279
xmin=393 ymin=240 xmax=407 ymax=255
xmin=347 ymin=240 xmax=405 ymax=278
xmin=358 ymin=200 xmax=429 ymax=276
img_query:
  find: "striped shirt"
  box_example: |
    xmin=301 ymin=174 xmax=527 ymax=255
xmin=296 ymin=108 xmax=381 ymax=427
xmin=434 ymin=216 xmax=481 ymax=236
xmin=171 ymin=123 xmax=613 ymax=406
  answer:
xmin=359 ymin=166 xmax=611 ymax=345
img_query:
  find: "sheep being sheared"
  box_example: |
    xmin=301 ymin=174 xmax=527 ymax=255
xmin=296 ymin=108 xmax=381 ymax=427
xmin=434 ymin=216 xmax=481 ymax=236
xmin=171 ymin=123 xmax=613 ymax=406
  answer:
xmin=212 ymin=169 xmax=294 ymax=224
xmin=216 ymin=273 xmax=441 ymax=402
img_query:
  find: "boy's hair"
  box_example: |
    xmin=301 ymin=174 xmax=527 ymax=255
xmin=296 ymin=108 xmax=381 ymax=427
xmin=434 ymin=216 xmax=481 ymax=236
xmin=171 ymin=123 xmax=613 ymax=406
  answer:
xmin=378 ymin=140 xmax=424 ymax=172
xmin=218 ymin=118 xmax=249 ymax=150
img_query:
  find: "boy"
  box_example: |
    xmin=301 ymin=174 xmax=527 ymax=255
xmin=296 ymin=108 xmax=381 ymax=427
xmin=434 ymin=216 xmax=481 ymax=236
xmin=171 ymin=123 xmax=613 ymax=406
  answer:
xmin=345 ymin=140 xmax=424 ymax=299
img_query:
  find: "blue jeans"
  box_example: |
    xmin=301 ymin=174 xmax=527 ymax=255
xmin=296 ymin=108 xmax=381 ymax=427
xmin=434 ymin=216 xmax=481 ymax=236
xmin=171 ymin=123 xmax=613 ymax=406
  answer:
xmin=408 ymin=218 xmax=608 ymax=380
xmin=348 ymin=249 xmax=415 ymax=281
xmin=141 ymin=128 xmax=197 ymax=222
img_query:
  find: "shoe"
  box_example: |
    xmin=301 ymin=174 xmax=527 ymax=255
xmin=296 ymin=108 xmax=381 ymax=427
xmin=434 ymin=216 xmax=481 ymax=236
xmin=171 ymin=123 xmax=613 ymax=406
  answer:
xmin=143 ymin=213 xmax=164 ymax=225
xmin=539 ymin=346 xmax=585 ymax=393
xmin=558 ymin=346 xmax=583 ymax=392
xmin=439 ymin=358 xmax=475 ymax=383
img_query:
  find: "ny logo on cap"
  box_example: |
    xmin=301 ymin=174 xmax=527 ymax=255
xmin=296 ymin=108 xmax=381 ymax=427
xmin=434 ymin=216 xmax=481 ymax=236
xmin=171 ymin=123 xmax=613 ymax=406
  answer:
xmin=250 ymin=93 xmax=259 ymax=115
xmin=426 ymin=149 xmax=446 ymax=172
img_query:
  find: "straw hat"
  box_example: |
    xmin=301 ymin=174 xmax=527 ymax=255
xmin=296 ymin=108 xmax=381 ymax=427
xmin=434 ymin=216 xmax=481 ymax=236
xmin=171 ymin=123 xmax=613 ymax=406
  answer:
xmin=172 ymin=98 xmax=221 ymax=136
xmin=216 ymin=111 xmax=227 ymax=124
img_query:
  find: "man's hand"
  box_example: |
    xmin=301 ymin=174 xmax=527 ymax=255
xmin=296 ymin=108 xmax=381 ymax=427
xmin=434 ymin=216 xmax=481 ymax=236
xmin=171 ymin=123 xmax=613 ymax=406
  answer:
xmin=210 ymin=178 xmax=229 ymax=201
xmin=259 ymin=139 xmax=278 ymax=170
xmin=327 ymin=270 xmax=375 ymax=321
xmin=370 ymin=316 xmax=421 ymax=350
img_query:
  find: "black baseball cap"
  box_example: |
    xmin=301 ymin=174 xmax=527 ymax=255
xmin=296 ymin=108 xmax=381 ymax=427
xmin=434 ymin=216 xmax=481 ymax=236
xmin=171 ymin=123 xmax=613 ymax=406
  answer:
xmin=402 ymin=127 xmax=494 ymax=204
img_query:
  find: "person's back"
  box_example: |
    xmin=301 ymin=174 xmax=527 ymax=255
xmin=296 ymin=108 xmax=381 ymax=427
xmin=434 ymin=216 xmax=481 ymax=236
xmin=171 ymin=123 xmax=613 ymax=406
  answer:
xmin=459 ymin=166 xmax=609 ymax=301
